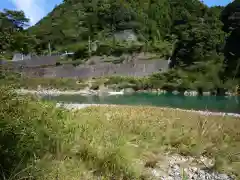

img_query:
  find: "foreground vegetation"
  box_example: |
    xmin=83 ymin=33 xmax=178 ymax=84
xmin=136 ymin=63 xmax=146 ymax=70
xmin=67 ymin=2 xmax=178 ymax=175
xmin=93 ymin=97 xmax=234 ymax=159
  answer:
xmin=0 ymin=80 xmax=240 ymax=179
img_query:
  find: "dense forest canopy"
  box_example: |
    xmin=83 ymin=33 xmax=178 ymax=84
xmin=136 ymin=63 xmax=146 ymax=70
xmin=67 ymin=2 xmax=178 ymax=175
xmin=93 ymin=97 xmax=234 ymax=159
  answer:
xmin=0 ymin=0 xmax=239 ymax=91
xmin=29 ymin=0 xmax=210 ymax=47
xmin=221 ymin=0 xmax=240 ymax=79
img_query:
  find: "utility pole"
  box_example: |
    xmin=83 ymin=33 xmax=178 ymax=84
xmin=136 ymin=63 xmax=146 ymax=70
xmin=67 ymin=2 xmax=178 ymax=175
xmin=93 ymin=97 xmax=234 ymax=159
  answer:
xmin=88 ymin=36 xmax=91 ymax=57
xmin=48 ymin=42 xmax=52 ymax=56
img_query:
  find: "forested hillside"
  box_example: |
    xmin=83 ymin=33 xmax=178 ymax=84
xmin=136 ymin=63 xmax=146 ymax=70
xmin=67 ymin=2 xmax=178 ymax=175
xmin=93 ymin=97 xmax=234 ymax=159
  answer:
xmin=29 ymin=0 xmax=217 ymax=55
xmin=1 ymin=0 xmax=240 ymax=92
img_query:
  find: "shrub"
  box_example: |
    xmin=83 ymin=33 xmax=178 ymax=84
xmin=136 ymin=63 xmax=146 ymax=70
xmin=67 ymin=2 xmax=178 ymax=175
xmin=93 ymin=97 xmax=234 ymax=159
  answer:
xmin=104 ymin=76 xmax=126 ymax=85
xmin=0 ymin=85 xmax=76 ymax=179
xmin=94 ymin=41 xmax=144 ymax=57
xmin=74 ymin=48 xmax=89 ymax=60
xmin=17 ymin=77 xmax=87 ymax=90
xmin=116 ymin=82 xmax=136 ymax=90
xmin=0 ymin=75 xmax=139 ymax=179
xmin=90 ymin=83 xmax=100 ymax=90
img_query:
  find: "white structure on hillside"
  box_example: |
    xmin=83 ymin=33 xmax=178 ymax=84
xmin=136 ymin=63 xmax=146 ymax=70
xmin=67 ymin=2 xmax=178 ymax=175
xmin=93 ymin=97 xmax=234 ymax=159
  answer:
xmin=114 ymin=29 xmax=137 ymax=42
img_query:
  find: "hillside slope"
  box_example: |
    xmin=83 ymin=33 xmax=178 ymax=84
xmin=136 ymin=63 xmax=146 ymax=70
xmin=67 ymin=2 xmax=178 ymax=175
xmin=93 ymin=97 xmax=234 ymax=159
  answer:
xmin=29 ymin=0 xmax=209 ymax=49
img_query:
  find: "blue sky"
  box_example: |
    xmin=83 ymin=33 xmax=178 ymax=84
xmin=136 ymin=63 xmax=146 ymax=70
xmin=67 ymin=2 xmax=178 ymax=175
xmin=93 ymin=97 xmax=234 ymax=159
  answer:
xmin=0 ymin=0 xmax=232 ymax=26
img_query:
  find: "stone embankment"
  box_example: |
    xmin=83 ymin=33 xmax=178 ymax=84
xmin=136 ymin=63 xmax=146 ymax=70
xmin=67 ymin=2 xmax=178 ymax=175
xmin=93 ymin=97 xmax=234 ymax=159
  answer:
xmin=2 ymin=54 xmax=169 ymax=78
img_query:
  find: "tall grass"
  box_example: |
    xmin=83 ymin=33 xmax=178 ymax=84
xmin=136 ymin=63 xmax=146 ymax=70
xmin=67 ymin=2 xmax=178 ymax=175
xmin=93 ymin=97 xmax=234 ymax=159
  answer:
xmin=0 ymin=85 xmax=77 ymax=179
xmin=0 ymin=85 xmax=139 ymax=179
xmin=75 ymin=106 xmax=240 ymax=178
xmin=17 ymin=77 xmax=87 ymax=90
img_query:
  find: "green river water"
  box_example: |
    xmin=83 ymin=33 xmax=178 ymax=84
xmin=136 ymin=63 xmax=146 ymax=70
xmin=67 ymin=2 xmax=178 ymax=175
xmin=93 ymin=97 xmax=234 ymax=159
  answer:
xmin=43 ymin=93 xmax=240 ymax=114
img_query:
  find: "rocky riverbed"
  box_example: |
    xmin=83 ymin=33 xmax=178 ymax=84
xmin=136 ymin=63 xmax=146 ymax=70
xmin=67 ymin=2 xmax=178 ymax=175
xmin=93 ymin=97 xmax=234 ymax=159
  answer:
xmin=16 ymin=88 xmax=100 ymax=96
xmin=141 ymin=153 xmax=235 ymax=180
xmin=16 ymin=87 xmax=237 ymax=97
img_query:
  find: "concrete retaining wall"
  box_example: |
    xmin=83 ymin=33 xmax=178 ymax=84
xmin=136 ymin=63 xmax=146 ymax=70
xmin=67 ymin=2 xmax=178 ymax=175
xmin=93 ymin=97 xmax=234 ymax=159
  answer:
xmin=1 ymin=54 xmax=169 ymax=78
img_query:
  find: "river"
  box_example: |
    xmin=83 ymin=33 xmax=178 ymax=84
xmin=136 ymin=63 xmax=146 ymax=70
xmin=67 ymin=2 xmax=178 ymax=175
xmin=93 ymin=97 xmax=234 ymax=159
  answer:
xmin=42 ymin=92 xmax=240 ymax=114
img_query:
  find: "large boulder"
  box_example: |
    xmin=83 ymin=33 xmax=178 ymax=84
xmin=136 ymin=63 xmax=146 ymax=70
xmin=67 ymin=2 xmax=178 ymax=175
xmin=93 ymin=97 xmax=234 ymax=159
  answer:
xmin=124 ymin=88 xmax=135 ymax=94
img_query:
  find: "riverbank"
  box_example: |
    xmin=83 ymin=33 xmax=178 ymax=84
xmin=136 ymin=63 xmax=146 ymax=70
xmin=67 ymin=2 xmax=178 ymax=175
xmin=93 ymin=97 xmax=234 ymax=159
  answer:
xmin=15 ymin=86 xmax=239 ymax=98
xmin=9 ymin=74 xmax=239 ymax=97
xmin=56 ymin=102 xmax=240 ymax=117
xmin=16 ymin=88 xmax=98 ymax=96
xmin=16 ymin=88 xmax=240 ymax=117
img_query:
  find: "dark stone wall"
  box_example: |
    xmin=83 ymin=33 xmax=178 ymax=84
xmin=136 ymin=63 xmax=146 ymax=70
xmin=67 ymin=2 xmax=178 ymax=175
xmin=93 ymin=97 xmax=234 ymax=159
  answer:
xmin=1 ymin=55 xmax=58 ymax=68
xmin=1 ymin=55 xmax=169 ymax=78
xmin=20 ymin=60 xmax=169 ymax=78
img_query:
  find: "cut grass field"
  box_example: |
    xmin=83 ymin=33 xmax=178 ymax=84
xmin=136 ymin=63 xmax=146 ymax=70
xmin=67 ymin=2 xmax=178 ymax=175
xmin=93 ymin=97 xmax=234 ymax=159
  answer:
xmin=0 ymin=86 xmax=240 ymax=179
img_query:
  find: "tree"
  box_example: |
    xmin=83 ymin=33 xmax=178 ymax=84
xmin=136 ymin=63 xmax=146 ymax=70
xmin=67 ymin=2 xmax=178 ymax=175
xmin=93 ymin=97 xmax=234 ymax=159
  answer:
xmin=0 ymin=9 xmax=34 ymax=56
xmin=170 ymin=7 xmax=225 ymax=67
xmin=221 ymin=0 xmax=240 ymax=78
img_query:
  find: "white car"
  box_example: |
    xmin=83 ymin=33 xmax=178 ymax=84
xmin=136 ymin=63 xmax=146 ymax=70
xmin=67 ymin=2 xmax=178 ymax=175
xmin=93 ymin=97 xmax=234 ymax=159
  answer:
xmin=60 ymin=52 xmax=74 ymax=57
